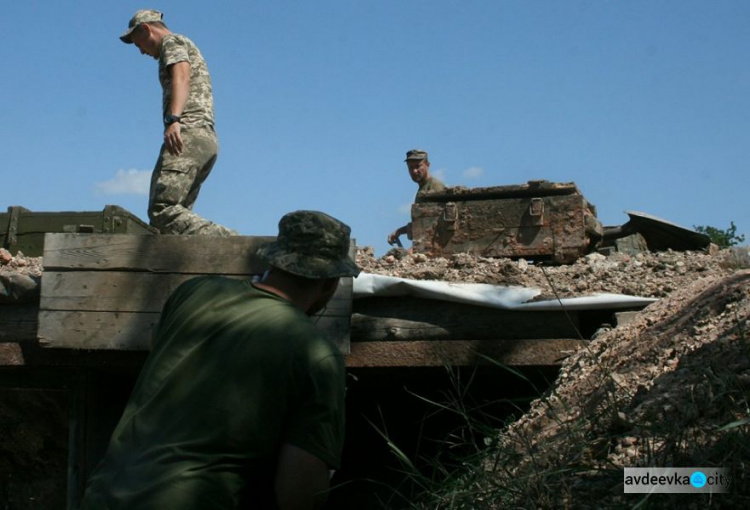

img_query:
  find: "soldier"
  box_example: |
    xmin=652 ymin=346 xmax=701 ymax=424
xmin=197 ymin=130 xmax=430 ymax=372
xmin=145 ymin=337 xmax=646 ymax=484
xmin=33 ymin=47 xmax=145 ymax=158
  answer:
xmin=388 ymin=149 xmax=446 ymax=246
xmin=120 ymin=9 xmax=236 ymax=236
xmin=81 ymin=210 xmax=361 ymax=509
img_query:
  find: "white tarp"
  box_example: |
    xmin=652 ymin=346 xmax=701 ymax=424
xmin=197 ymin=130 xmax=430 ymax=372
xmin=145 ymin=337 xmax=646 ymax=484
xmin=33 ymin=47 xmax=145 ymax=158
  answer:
xmin=352 ymin=272 xmax=657 ymax=311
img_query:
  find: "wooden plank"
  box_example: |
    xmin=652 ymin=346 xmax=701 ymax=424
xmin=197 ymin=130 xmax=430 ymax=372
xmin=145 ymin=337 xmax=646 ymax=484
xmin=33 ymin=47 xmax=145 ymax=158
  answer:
xmin=345 ymin=339 xmax=586 ymax=367
xmin=39 ymin=234 xmax=355 ymax=352
xmin=351 ymin=297 xmax=580 ymax=341
xmin=39 ymin=279 xmax=352 ymax=351
xmin=40 ymin=271 xmax=352 ymax=315
xmin=38 ymin=310 xmax=158 ymax=350
xmin=38 ymin=306 xmax=352 ymax=352
xmin=38 ymin=278 xmax=353 ymax=351
xmin=43 ymin=234 xmax=276 ymax=273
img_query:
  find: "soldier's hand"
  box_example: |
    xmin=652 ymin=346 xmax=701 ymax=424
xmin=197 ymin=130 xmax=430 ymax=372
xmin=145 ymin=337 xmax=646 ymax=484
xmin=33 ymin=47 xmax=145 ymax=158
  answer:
xmin=164 ymin=123 xmax=184 ymax=156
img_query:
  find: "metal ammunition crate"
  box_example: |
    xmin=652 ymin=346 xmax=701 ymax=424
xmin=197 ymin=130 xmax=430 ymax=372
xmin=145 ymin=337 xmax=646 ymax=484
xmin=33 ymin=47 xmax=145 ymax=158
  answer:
xmin=410 ymin=180 xmax=603 ymax=263
xmin=1 ymin=205 xmax=157 ymax=256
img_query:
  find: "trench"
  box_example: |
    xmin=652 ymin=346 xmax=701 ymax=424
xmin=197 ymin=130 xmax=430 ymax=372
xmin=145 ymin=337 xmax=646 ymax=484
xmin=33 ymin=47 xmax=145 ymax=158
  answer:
xmin=328 ymin=365 xmax=558 ymax=508
xmin=0 ymin=363 xmax=558 ymax=509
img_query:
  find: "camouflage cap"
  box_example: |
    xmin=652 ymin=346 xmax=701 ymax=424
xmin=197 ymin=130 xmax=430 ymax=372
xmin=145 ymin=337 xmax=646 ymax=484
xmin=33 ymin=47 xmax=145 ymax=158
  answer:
xmin=120 ymin=9 xmax=164 ymax=44
xmin=405 ymin=149 xmax=429 ymax=162
xmin=256 ymin=211 xmax=361 ymax=279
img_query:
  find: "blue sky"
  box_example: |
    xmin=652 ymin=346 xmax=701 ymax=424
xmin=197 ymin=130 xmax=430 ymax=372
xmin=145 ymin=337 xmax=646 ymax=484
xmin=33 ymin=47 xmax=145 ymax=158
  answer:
xmin=3 ymin=1 xmax=748 ymax=256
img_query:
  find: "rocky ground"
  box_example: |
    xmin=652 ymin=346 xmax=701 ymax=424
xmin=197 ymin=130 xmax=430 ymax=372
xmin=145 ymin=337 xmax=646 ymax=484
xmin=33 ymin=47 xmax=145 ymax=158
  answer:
xmin=0 ymin=249 xmax=42 ymax=305
xmin=356 ymin=244 xmax=749 ymax=300
xmin=482 ymin=268 xmax=750 ymax=509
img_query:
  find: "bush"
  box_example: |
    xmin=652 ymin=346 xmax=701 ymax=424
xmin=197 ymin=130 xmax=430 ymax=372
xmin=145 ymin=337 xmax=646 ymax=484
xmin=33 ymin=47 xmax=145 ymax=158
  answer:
xmin=694 ymin=221 xmax=745 ymax=248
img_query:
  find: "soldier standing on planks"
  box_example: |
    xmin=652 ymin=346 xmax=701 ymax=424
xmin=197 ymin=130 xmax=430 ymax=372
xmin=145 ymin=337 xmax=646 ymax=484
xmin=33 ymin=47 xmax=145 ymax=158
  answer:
xmin=120 ymin=9 xmax=236 ymax=236
xmin=81 ymin=210 xmax=361 ymax=509
xmin=387 ymin=149 xmax=446 ymax=247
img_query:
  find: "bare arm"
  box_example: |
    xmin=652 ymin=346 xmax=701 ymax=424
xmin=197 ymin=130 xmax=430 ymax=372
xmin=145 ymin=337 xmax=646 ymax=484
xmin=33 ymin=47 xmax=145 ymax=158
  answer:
xmin=275 ymin=444 xmax=331 ymax=510
xmin=164 ymin=61 xmax=190 ymax=155
xmin=388 ymin=224 xmax=409 ymax=245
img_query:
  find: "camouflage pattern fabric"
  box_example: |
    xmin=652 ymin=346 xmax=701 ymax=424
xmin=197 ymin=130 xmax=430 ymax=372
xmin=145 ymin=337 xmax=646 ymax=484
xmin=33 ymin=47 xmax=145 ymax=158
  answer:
xmin=159 ymin=34 xmax=214 ymax=129
xmin=149 ymin=128 xmax=236 ymax=236
xmin=404 ymin=149 xmax=429 ymax=161
xmin=256 ymin=211 xmax=360 ymax=279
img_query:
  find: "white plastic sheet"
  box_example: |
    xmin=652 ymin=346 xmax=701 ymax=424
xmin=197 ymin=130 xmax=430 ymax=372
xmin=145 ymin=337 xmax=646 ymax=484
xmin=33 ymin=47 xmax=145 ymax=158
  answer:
xmin=352 ymin=272 xmax=657 ymax=311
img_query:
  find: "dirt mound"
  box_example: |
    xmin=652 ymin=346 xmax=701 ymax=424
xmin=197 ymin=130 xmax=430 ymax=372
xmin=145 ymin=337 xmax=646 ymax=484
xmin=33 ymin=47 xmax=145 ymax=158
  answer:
xmin=356 ymin=246 xmax=750 ymax=507
xmin=483 ymin=269 xmax=750 ymax=507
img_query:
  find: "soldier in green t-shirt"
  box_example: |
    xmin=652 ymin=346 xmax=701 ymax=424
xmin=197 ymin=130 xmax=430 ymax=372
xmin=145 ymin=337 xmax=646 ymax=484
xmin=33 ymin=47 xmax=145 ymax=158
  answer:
xmin=388 ymin=149 xmax=446 ymax=247
xmin=120 ymin=10 xmax=236 ymax=236
xmin=81 ymin=210 xmax=360 ymax=509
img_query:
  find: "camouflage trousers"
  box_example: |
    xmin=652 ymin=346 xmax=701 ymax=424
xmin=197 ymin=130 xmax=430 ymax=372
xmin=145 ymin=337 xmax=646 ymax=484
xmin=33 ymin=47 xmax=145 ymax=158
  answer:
xmin=148 ymin=127 xmax=237 ymax=236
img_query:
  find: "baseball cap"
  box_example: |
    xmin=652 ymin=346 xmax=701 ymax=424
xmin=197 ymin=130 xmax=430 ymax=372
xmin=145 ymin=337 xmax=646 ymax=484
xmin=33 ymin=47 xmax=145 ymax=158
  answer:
xmin=256 ymin=211 xmax=360 ymax=279
xmin=405 ymin=149 xmax=428 ymax=161
xmin=120 ymin=9 xmax=163 ymax=44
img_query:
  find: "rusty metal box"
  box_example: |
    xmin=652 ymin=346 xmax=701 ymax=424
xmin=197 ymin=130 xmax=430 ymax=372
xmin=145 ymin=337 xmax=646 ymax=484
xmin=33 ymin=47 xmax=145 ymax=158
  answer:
xmin=1 ymin=205 xmax=157 ymax=257
xmin=410 ymin=180 xmax=603 ymax=263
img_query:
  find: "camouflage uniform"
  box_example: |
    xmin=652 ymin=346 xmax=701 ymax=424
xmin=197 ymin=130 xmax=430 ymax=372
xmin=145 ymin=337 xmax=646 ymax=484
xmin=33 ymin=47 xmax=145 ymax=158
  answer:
xmin=256 ymin=210 xmax=361 ymax=278
xmin=148 ymin=33 xmax=236 ymax=236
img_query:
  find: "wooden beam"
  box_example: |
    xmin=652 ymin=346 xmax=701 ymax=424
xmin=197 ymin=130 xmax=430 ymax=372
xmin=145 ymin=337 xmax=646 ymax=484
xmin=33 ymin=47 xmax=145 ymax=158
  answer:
xmin=42 ymin=233 xmax=275 ymax=274
xmin=39 ymin=234 xmax=355 ymax=352
xmin=38 ymin=309 xmax=352 ymax=352
xmin=345 ymin=339 xmax=585 ymax=367
xmin=351 ymin=297 xmax=581 ymax=341
xmin=40 ymin=271 xmax=352 ymax=315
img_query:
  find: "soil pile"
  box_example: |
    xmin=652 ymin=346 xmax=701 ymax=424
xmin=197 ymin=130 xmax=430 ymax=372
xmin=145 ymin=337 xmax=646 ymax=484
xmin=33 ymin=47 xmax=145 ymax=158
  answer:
xmin=482 ymin=268 xmax=750 ymax=508
xmin=357 ymin=245 xmax=750 ymax=508
xmin=356 ymin=245 xmax=748 ymax=300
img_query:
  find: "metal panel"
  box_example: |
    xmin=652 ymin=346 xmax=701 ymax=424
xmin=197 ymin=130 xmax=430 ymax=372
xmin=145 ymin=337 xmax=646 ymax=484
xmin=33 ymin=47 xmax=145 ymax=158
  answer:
xmin=1 ymin=205 xmax=156 ymax=256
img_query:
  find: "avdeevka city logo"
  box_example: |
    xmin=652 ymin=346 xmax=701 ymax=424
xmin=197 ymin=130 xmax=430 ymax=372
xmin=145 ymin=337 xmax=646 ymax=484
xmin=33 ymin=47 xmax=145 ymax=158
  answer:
xmin=690 ymin=471 xmax=707 ymax=488
xmin=624 ymin=467 xmax=730 ymax=493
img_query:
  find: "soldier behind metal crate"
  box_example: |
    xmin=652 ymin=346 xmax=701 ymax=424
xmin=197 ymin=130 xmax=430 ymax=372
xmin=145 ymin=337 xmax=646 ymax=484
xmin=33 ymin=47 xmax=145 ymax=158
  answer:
xmin=80 ymin=210 xmax=361 ymax=509
xmin=387 ymin=149 xmax=446 ymax=247
xmin=120 ymin=9 xmax=237 ymax=236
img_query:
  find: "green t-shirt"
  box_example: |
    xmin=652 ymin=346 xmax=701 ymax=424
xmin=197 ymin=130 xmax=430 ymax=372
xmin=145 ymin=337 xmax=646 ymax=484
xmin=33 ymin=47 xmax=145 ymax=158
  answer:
xmin=81 ymin=276 xmax=346 ymax=509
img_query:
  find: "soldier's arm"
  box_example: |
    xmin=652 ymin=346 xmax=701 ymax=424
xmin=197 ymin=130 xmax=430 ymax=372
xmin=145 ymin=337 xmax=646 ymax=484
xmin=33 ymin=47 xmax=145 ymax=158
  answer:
xmin=388 ymin=224 xmax=409 ymax=245
xmin=164 ymin=61 xmax=190 ymax=155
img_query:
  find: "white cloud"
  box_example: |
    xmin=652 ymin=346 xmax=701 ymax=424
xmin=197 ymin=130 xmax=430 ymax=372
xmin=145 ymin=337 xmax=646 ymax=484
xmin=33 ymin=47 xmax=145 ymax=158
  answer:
xmin=463 ymin=166 xmax=484 ymax=180
xmin=433 ymin=168 xmax=447 ymax=182
xmin=398 ymin=203 xmax=412 ymax=215
xmin=95 ymin=169 xmax=151 ymax=196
